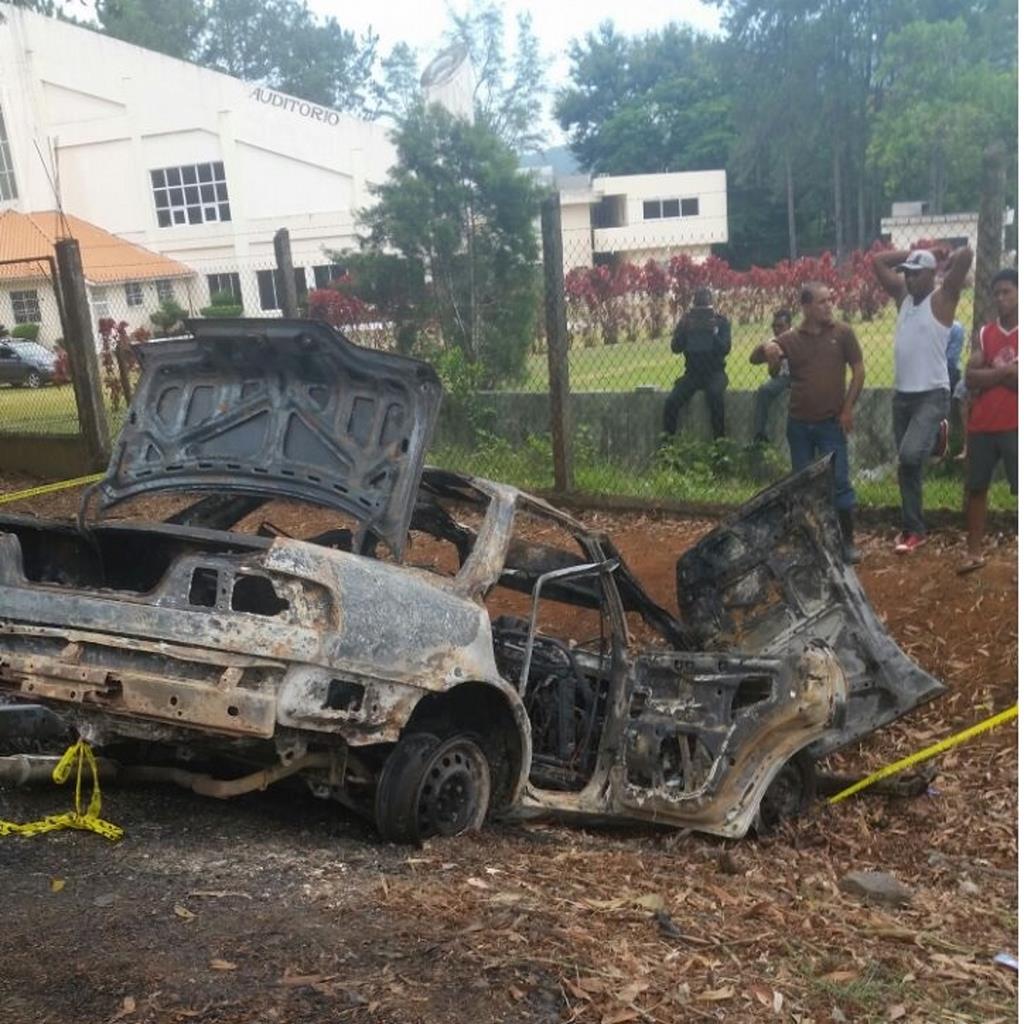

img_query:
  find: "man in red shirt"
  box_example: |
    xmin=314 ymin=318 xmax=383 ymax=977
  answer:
xmin=959 ymin=268 xmax=1018 ymax=573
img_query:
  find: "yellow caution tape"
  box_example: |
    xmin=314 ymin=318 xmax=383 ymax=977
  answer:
xmin=0 ymin=473 xmax=103 ymax=506
xmin=0 ymin=739 xmax=123 ymax=841
xmin=829 ymin=703 xmax=1018 ymax=805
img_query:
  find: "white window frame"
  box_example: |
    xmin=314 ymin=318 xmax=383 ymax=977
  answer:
xmin=91 ymin=287 xmax=111 ymax=319
xmin=151 ymin=162 xmax=231 ymax=228
xmin=10 ymin=289 xmax=40 ymax=324
xmin=125 ymin=281 xmax=144 ymax=307
xmin=155 ymin=279 xmax=175 ymax=304
xmin=642 ymin=197 xmax=700 ymax=221
xmin=206 ymin=273 xmax=242 ymax=305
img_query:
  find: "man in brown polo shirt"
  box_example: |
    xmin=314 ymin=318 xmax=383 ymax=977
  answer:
xmin=752 ymin=282 xmax=865 ymax=563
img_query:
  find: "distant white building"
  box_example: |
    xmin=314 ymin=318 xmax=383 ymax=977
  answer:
xmin=0 ymin=3 xmax=396 ymax=322
xmin=881 ymin=201 xmax=1015 ymax=256
xmin=557 ymin=170 xmax=729 ymax=271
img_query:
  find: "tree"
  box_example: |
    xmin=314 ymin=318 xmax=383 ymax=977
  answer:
xmin=869 ymin=19 xmax=1017 ymax=213
xmin=351 ymin=104 xmax=541 ymax=385
xmin=555 ymin=22 xmax=733 ymax=174
xmin=200 ymin=0 xmax=378 ymax=113
xmin=93 ymin=0 xmax=381 ymax=116
xmin=444 ymin=3 xmax=551 ymax=152
xmin=96 ymin=0 xmax=206 ymax=61
xmin=372 ymin=42 xmax=421 ymax=123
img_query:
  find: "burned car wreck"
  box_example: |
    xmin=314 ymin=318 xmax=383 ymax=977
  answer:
xmin=0 ymin=319 xmax=945 ymax=842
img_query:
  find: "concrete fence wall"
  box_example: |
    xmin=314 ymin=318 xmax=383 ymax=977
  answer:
xmin=436 ymin=386 xmax=901 ymax=471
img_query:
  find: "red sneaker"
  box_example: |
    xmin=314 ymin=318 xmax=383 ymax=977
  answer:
xmin=895 ymin=532 xmax=927 ymax=553
xmin=932 ymin=418 xmax=949 ymax=459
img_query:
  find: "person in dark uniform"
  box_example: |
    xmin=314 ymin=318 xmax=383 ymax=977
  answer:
xmin=662 ymin=287 xmax=731 ymax=439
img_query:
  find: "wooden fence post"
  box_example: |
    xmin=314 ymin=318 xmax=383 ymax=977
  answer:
xmin=54 ymin=238 xmax=110 ymax=470
xmin=972 ymin=142 xmax=1008 ymax=336
xmin=540 ymin=193 xmax=574 ymax=493
xmin=274 ymin=228 xmax=299 ymax=318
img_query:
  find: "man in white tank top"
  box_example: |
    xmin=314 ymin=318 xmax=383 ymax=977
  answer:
xmin=872 ymin=245 xmax=974 ymax=553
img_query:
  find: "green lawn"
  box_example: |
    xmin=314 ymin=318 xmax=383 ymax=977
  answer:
xmin=0 ymin=384 xmax=127 ymax=436
xmin=518 ymin=304 xmax=913 ymax=393
xmin=430 ymin=439 xmax=1018 ymax=513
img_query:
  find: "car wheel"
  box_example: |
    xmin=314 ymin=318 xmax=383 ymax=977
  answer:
xmin=374 ymin=732 xmax=492 ymax=844
xmin=24 ymin=371 xmax=42 ymax=389
xmin=751 ymin=751 xmax=817 ymax=836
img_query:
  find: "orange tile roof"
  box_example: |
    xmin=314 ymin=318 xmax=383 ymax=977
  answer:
xmin=0 ymin=209 xmax=193 ymax=284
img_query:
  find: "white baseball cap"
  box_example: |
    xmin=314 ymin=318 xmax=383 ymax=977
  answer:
xmin=896 ymin=250 xmax=938 ymax=272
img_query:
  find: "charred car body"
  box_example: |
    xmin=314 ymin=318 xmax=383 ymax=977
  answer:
xmin=0 ymin=320 xmax=945 ymax=841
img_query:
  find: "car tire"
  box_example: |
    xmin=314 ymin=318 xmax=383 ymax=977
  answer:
xmin=24 ymin=371 xmax=42 ymax=389
xmin=374 ymin=732 xmax=492 ymax=844
xmin=751 ymin=751 xmax=817 ymax=836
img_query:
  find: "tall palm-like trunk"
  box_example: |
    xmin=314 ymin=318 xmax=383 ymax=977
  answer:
xmin=785 ymin=152 xmax=797 ymax=260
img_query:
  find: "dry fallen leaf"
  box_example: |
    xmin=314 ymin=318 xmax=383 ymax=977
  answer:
xmin=697 ymin=986 xmax=735 ymax=1001
xmin=820 ymin=969 xmax=859 ymax=984
xmin=888 ymin=1005 xmax=906 ymax=1021
xmin=173 ymin=904 xmax=196 ymax=921
xmin=600 ymin=1010 xmax=640 ymax=1024
xmin=209 ymin=959 xmax=238 ymax=971
xmin=466 ymin=877 xmax=490 ymax=890
xmin=50 ymin=878 xmax=65 ymax=893
xmin=111 ymin=995 xmax=136 ymax=1021
xmin=634 ymin=893 xmax=665 ymax=912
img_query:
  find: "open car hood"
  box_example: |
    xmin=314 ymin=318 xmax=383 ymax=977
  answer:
xmin=675 ymin=458 xmax=947 ymax=756
xmin=94 ymin=319 xmax=442 ymax=556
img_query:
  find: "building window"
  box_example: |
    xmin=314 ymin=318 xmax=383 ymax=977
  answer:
xmin=151 ymin=162 xmax=230 ymax=228
xmin=0 ymin=106 xmax=16 ymax=201
xmin=10 ymin=290 xmax=40 ymax=324
xmin=642 ymin=197 xmax=700 ymax=221
xmin=125 ymin=281 xmax=144 ymax=307
xmin=91 ymin=287 xmax=110 ymax=319
xmin=206 ymin=273 xmax=242 ymax=304
xmin=257 ymin=268 xmax=307 ymax=311
xmin=313 ymin=264 xmax=345 ymax=289
xmin=155 ymin=279 xmax=175 ymax=304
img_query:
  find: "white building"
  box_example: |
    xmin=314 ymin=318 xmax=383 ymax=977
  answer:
xmin=0 ymin=3 xmax=396 ymax=325
xmin=558 ymin=170 xmax=729 ymax=271
xmin=880 ymin=201 xmax=1015 ymax=255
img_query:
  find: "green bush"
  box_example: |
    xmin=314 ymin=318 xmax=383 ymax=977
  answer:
xmin=150 ymin=299 xmax=188 ymax=336
xmin=200 ymin=291 xmax=243 ymax=318
xmin=11 ymin=323 xmax=40 ymax=340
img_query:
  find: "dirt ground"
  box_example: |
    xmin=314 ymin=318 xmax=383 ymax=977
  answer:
xmin=0 ymin=479 xmax=1017 ymax=1024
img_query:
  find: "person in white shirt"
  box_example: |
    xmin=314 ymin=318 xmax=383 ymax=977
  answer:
xmin=871 ymin=245 xmax=973 ymax=553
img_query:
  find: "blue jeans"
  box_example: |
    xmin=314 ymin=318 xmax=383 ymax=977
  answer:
xmin=892 ymin=389 xmax=949 ymax=535
xmin=786 ymin=417 xmax=855 ymax=511
xmin=753 ymin=374 xmax=790 ymax=440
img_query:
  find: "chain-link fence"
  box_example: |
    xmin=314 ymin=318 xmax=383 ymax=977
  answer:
xmin=435 ymin=213 xmax=1017 ymax=517
xmin=2 ymin=218 xmax=1015 ymax=521
xmin=0 ymin=255 xmax=80 ymax=435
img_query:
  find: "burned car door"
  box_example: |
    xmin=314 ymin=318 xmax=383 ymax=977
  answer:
xmin=674 ymin=458 xmax=946 ymax=758
xmin=615 ymin=642 xmax=846 ymax=837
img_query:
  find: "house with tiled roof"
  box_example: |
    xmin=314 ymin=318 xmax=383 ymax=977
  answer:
xmin=0 ymin=209 xmax=194 ymax=344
